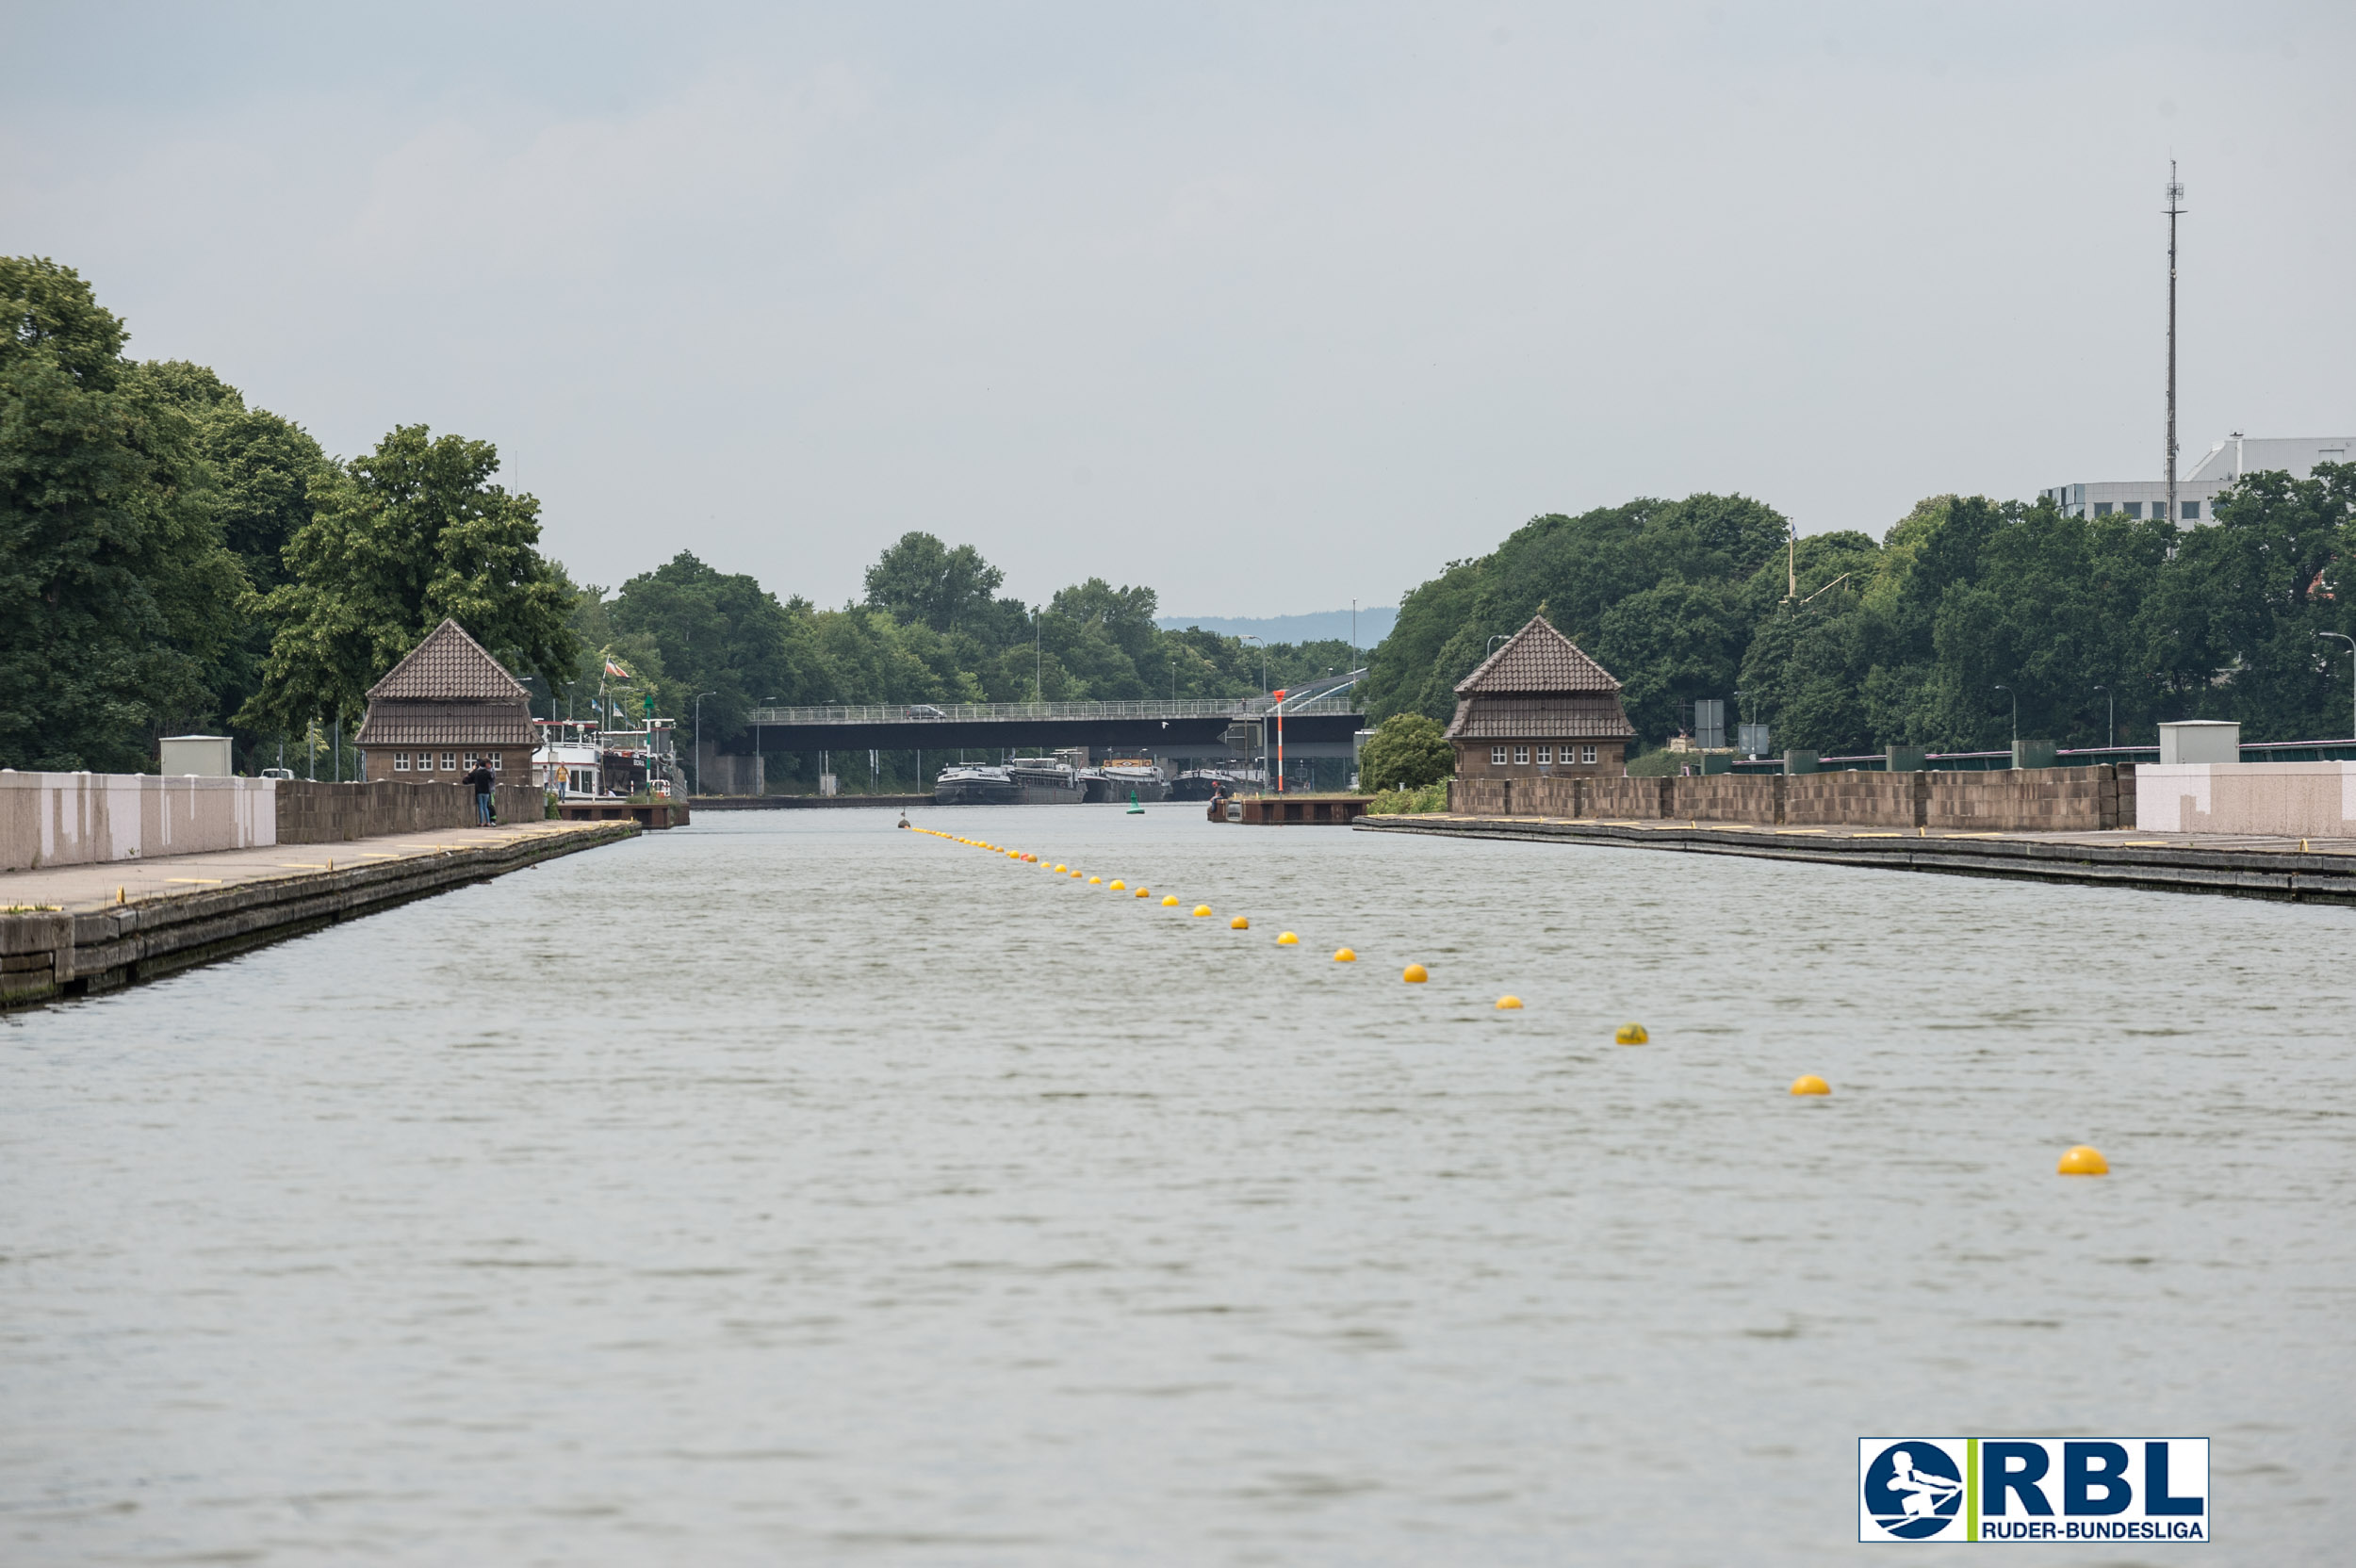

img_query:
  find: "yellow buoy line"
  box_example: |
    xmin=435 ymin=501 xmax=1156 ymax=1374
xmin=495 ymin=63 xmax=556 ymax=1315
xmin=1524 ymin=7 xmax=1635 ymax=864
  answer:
xmin=901 ymin=824 xmax=2109 ymax=1176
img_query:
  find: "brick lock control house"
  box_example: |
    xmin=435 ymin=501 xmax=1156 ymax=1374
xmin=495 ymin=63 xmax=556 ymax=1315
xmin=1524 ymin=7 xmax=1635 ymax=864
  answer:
xmin=1446 ymin=614 xmax=1637 ymax=779
xmin=354 ymin=618 xmax=535 ymax=785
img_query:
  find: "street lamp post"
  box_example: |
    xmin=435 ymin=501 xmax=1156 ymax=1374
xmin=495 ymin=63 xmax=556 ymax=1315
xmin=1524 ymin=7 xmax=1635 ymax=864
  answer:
xmin=692 ymin=691 xmax=716 ymax=795
xmin=1993 ymin=685 xmax=2017 ymax=756
xmin=1240 ymin=635 xmax=1268 ymax=789
xmin=755 ymin=696 xmax=780 ymax=795
xmin=2318 ymin=633 xmax=2356 ymax=739
xmin=2092 ymin=685 xmax=2113 ymax=750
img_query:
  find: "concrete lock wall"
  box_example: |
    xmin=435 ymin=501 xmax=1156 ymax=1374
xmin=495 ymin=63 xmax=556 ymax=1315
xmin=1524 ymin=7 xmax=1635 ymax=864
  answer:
xmin=1667 ymin=776 xmax=1781 ymax=823
xmin=1784 ymin=772 xmax=1920 ymax=827
xmin=1446 ymin=764 xmax=2136 ymax=832
xmin=2136 ymin=762 xmax=2356 ymax=837
xmin=0 ymin=772 xmax=277 ymax=874
xmin=1923 ymin=765 xmax=2127 ymax=832
xmin=276 ymin=780 xmax=544 ymax=844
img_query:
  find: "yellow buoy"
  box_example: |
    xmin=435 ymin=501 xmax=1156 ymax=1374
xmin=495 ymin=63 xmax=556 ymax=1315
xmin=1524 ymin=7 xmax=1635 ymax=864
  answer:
xmin=1402 ymin=963 xmax=1429 ymax=983
xmin=1135 ymin=888 xmax=1150 ymax=898
xmin=1230 ymin=915 xmax=1249 ymax=929
xmin=1333 ymin=946 xmax=1356 ymax=962
xmin=1614 ymin=1022 xmax=1648 ymax=1045
xmin=1276 ymin=931 xmax=1299 ymax=946
xmin=1055 ymin=864 xmax=1067 ymax=873
xmin=1109 ymin=880 xmax=1125 ymax=890
xmin=1192 ymin=905 xmax=1212 ymax=917
xmin=1088 ymin=876 xmax=1102 ymax=885
xmin=1070 ymin=871 xmax=1083 ymax=878
xmin=1496 ymin=995 xmax=1522 ymax=1009
xmin=1790 ymin=1073 xmax=1830 ymax=1096
xmin=2057 ymin=1145 xmax=2109 ymax=1176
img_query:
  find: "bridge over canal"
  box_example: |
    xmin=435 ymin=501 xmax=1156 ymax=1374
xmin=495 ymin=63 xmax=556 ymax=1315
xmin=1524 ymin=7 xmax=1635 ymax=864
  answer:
xmin=726 ymin=673 xmax=1369 ymax=777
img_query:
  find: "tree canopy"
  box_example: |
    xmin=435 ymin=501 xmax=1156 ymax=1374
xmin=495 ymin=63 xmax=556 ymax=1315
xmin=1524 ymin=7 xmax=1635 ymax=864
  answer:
xmin=237 ymin=424 xmax=578 ymax=736
xmin=1376 ymin=479 xmax=2356 ymax=755
xmin=1 ymin=258 xmax=245 ymax=771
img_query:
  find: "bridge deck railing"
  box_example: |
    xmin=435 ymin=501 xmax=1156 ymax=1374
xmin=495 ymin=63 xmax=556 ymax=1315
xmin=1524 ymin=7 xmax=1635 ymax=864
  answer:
xmin=747 ymin=696 xmax=1364 ymax=726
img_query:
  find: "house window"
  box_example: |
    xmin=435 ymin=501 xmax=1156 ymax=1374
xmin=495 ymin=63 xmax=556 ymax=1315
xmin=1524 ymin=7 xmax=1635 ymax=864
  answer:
xmin=1513 ymin=746 xmax=1530 ymax=765
xmin=440 ymin=752 xmax=456 ymax=772
xmin=490 ymin=752 xmax=502 ymax=771
xmin=1535 ymin=744 xmax=1552 ymax=764
xmin=394 ymin=752 xmax=409 ymax=772
xmin=1491 ymin=745 xmax=1508 ymax=766
xmin=1581 ymin=745 xmax=1598 ymax=764
xmin=2183 ymin=500 xmax=2200 ymax=520
xmin=2122 ymin=501 xmax=2142 ymax=518
xmin=2093 ymin=501 xmax=2114 ymax=516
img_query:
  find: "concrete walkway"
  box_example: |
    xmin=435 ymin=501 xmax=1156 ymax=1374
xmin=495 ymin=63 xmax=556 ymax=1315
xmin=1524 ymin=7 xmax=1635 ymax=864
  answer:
xmin=1415 ymin=816 xmax=2356 ymax=856
xmin=0 ymin=820 xmax=615 ymax=913
xmin=1357 ymin=813 xmax=2356 ymax=903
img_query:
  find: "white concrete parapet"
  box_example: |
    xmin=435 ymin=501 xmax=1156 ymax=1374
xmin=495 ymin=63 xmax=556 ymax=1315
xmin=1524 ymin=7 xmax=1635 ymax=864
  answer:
xmin=2136 ymin=761 xmax=2356 ymax=838
xmin=0 ymin=772 xmax=277 ymax=874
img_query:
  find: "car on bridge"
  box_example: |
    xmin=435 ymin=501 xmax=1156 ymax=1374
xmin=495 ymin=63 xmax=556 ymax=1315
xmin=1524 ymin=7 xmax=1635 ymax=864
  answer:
xmin=906 ymin=704 xmax=947 ymax=720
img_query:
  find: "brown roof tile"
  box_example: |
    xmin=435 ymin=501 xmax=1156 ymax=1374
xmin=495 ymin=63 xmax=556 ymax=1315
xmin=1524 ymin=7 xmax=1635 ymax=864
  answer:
xmin=1446 ymin=696 xmax=1637 ymax=741
xmin=367 ymin=619 xmax=532 ymax=702
xmin=1453 ymin=615 xmax=1621 ymax=695
xmin=354 ymin=699 xmax=534 ymax=748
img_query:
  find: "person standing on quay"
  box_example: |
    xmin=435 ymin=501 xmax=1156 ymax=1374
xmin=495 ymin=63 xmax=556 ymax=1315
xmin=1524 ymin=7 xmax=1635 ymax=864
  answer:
xmin=465 ymin=757 xmax=498 ymax=825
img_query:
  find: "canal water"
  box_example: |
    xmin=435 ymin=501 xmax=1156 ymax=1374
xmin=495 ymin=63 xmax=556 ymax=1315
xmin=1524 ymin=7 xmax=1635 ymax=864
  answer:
xmin=4 ymin=807 xmax=2349 ymax=1564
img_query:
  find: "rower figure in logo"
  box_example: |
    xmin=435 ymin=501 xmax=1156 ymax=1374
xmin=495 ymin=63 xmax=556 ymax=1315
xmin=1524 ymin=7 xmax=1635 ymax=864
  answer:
xmin=1887 ymin=1450 xmax=1962 ymax=1519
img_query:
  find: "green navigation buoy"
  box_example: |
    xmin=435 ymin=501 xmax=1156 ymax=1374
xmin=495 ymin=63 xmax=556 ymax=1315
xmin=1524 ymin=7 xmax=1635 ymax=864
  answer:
xmin=1127 ymin=790 xmax=1144 ymax=814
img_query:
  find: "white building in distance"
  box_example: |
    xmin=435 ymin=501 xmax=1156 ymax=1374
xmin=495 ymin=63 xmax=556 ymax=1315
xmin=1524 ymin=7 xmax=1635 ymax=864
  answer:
xmin=2042 ymin=433 xmax=2352 ymax=525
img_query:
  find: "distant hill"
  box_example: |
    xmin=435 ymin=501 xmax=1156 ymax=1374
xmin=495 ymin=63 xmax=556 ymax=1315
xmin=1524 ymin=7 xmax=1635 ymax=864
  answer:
xmin=1154 ymin=608 xmax=1396 ymax=648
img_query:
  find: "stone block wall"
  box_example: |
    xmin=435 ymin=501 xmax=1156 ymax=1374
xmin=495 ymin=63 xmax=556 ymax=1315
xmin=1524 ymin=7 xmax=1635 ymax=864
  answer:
xmin=1443 ymin=764 xmax=2138 ymax=833
xmin=276 ymin=780 xmax=545 ymax=844
xmin=1922 ymin=765 xmax=2126 ymax=832
xmin=1667 ymin=776 xmax=1782 ymax=824
xmin=1582 ymin=777 xmax=1672 ymax=818
xmin=1784 ymin=772 xmax=1921 ymax=828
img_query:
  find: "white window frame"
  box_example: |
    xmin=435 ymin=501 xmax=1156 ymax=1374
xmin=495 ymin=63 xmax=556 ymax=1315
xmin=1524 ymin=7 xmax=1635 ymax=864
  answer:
xmin=490 ymin=752 xmax=502 ymax=771
xmin=1491 ymin=745 xmax=1508 ymax=766
xmin=1534 ymin=744 xmax=1552 ymax=764
xmin=1513 ymin=745 xmax=1530 ymax=765
xmin=1581 ymin=745 xmax=1597 ymax=764
xmin=440 ymin=752 xmax=456 ymax=772
xmin=394 ymin=751 xmax=409 ymax=772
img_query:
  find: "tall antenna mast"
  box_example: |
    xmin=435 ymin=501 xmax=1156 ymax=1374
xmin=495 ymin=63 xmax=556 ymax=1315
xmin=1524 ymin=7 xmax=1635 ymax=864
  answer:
xmin=2166 ymin=160 xmax=2184 ymax=525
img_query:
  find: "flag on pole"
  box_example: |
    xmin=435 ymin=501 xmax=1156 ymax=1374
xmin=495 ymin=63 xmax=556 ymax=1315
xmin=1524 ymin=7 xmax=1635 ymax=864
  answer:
xmin=604 ymin=659 xmax=632 ymax=679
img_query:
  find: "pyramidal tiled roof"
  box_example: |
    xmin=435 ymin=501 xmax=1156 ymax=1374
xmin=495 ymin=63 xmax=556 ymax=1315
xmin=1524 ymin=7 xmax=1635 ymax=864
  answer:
xmin=1454 ymin=615 xmax=1621 ymax=695
xmin=367 ymin=618 xmax=532 ymax=701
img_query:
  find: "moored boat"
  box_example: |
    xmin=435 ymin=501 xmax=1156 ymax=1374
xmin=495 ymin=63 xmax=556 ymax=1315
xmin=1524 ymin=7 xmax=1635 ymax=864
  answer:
xmin=934 ymin=764 xmax=1020 ymax=805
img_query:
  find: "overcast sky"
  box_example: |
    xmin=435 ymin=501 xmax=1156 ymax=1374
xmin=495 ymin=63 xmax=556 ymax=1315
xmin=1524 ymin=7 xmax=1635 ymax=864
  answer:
xmin=8 ymin=2 xmax=2351 ymax=616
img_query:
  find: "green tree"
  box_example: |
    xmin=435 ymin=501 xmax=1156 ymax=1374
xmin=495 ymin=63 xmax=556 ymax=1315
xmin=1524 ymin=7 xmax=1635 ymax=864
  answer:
xmin=1358 ymin=712 xmax=1453 ymax=791
xmin=607 ymin=551 xmax=830 ymax=743
xmin=133 ymin=359 xmax=334 ymax=759
xmin=864 ymin=531 xmax=1017 ymax=637
xmin=1365 ymin=493 xmax=1792 ymax=732
xmin=2138 ymin=464 xmax=2356 ymax=740
xmin=0 ymin=258 xmax=245 ymax=771
xmin=240 ymin=424 xmax=577 ymax=734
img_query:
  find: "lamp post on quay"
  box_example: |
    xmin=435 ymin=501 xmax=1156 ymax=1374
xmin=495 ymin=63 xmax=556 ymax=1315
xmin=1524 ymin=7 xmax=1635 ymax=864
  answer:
xmin=2092 ymin=684 xmax=2113 ymax=751
xmin=2317 ymin=633 xmax=2356 ymax=740
xmin=692 ymin=691 xmax=716 ymax=796
xmin=1993 ymin=685 xmax=2017 ymax=755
